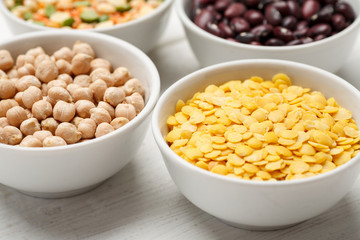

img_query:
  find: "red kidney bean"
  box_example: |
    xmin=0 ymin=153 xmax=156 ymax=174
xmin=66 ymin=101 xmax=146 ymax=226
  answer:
xmin=336 ymin=2 xmax=355 ymax=21
xmin=287 ymin=0 xmax=301 ymax=18
xmin=265 ymin=4 xmax=282 ymax=26
xmin=224 ymin=3 xmax=247 ymax=18
xmin=332 ymin=13 xmax=346 ymax=31
xmin=282 ymin=16 xmax=297 ymax=30
xmin=218 ymin=22 xmax=235 ymax=37
xmin=274 ymin=26 xmax=295 ymax=42
xmin=230 ymin=17 xmax=250 ymax=33
xmin=190 ymin=0 xmax=356 ymax=46
xmin=308 ymin=23 xmax=332 ymax=37
xmin=302 ymin=0 xmax=320 ymax=20
xmin=244 ymin=9 xmax=264 ymax=26
xmin=214 ymin=0 xmax=232 ymax=12
xmin=251 ymin=24 xmax=274 ymax=42
xmin=235 ymin=32 xmax=257 ymax=43
xmin=265 ymin=38 xmax=285 ymax=46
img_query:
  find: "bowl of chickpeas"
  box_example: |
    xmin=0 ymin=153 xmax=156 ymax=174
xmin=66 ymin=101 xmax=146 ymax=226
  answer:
xmin=0 ymin=30 xmax=160 ymax=198
xmin=0 ymin=0 xmax=174 ymax=53
xmin=152 ymin=59 xmax=360 ymax=230
xmin=176 ymin=0 xmax=360 ymax=72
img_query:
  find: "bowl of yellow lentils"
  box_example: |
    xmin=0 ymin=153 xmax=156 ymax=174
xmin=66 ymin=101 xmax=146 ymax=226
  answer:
xmin=151 ymin=59 xmax=360 ymax=230
xmin=0 ymin=0 xmax=174 ymax=52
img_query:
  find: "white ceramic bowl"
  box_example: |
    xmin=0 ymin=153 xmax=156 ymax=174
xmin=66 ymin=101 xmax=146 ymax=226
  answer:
xmin=176 ymin=0 xmax=360 ymax=73
xmin=0 ymin=0 xmax=174 ymax=53
xmin=152 ymin=59 xmax=360 ymax=230
xmin=0 ymin=31 xmax=160 ymax=198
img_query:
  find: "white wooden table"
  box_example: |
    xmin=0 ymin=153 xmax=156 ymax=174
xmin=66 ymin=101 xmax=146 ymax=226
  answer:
xmin=1 ymin=6 xmax=360 ymax=240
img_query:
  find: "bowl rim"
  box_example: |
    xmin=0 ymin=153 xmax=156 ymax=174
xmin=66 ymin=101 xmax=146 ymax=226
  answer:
xmin=151 ymin=58 xmax=360 ymax=187
xmin=0 ymin=30 xmax=160 ymax=152
xmin=175 ymin=0 xmax=360 ymax=52
xmin=0 ymin=0 xmax=174 ymax=32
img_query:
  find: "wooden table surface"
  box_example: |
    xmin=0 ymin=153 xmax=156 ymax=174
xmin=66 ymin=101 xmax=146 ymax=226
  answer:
xmin=1 ymin=6 xmax=360 ymax=240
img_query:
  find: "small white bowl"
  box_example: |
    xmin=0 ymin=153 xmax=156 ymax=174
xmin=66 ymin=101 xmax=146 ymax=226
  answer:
xmin=0 ymin=31 xmax=160 ymax=198
xmin=0 ymin=0 xmax=174 ymax=53
xmin=176 ymin=0 xmax=360 ymax=73
xmin=152 ymin=59 xmax=360 ymax=230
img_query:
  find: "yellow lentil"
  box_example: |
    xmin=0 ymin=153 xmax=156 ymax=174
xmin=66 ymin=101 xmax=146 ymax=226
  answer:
xmin=166 ymin=74 xmax=360 ymax=181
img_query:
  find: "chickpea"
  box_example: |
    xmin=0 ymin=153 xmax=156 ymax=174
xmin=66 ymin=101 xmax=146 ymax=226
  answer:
xmin=73 ymin=75 xmax=91 ymax=87
xmin=20 ymin=135 xmax=42 ymax=147
xmin=43 ymin=136 xmax=67 ymax=147
xmin=32 ymin=100 xmax=52 ymax=120
xmin=0 ymin=117 xmax=9 ymax=127
xmin=53 ymin=100 xmax=76 ymax=122
xmin=98 ymin=101 xmax=115 ymax=118
xmin=66 ymin=83 xmax=81 ymax=96
xmin=0 ymin=70 xmax=7 ymax=79
xmin=33 ymin=130 xmax=52 ymax=142
xmin=95 ymin=122 xmax=114 ymax=138
xmin=16 ymin=54 xmax=35 ymax=68
xmin=16 ymin=75 xmax=41 ymax=92
xmin=78 ymin=118 xmax=96 ymax=139
xmin=52 ymin=47 xmax=73 ymax=62
xmin=0 ymin=127 xmax=8 ymax=144
xmin=115 ymin=103 xmax=136 ymax=120
xmin=123 ymin=78 xmax=145 ymax=97
xmin=55 ymin=122 xmax=81 ymax=144
xmin=90 ymin=107 xmax=111 ymax=125
xmin=17 ymin=63 xmax=35 ymax=77
xmin=26 ymin=47 xmax=45 ymax=59
xmin=34 ymin=54 xmax=51 ymax=69
xmin=6 ymin=106 xmax=28 ymax=127
xmin=22 ymin=86 xmax=42 ymax=109
xmin=41 ymin=117 xmax=59 ymax=135
xmin=14 ymin=92 xmax=25 ymax=108
xmin=19 ymin=117 xmax=40 ymax=136
xmin=0 ymin=50 xmax=14 ymax=71
xmin=36 ymin=59 xmax=59 ymax=83
xmin=56 ymin=59 xmax=72 ymax=75
xmin=113 ymin=66 xmax=131 ymax=87
xmin=47 ymin=86 xmax=72 ymax=104
xmin=71 ymin=53 xmax=92 ymax=76
xmin=72 ymin=41 xmax=95 ymax=59
xmin=71 ymin=116 xmax=83 ymax=126
xmin=110 ymin=117 xmax=129 ymax=129
xmin=4 ymin=125 xmax=22 ymax=145
xmin=0 ymin=99 xmax=19 ymax=117
xmin=75 ymin=100 xmax=95 ymax=118
xmin=0 ymin=79 xmax=16 ymax=99
xmin=7 ymin=68 xmax=18 ymax=79
xmin=57 ymin=73 xmax=73 ymax=85
xmin=47 ymin=79 xmax=67 ymax=90
xmin=125 ymin=92 xmax=145 ymax=114
xmin=89 ymin=79 xmax=107 ymax=102
xmin=89 ymin=68 xmax=114 ymax=87
xmin=103 ymin=87 xmax=125 ymax=107
xmin=90 ymin=58 xmax=112 ymax=72
xmin=72 ymin=87 xmax=94 ymax=102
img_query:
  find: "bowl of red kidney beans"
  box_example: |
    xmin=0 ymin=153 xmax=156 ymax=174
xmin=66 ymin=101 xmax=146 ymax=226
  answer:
xmin=176 ymin=0 xmax=360 ymax=72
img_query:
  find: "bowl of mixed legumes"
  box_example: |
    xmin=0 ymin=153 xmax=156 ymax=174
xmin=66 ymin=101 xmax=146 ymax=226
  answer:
xmin=0 ymin=0 xmax=174 ymax=52
xmin=176 ymin=0 xmax=360 ymax=72
xmin=0 ymin=30 xmax=160 ymax=198
xmin=152 ymin=59 xmax=360 ymax=230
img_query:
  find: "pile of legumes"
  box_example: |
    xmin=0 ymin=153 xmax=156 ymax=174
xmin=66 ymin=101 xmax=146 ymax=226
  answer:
xmin=191 ymin=0 xmax=356 ymax=46
xmin=166 ymin=74 xmax=360 ymax=181
xmin=0 ymin=41 xmax=145 ymax=147
xmin=5 ymin=0 xmax=163 ymax=29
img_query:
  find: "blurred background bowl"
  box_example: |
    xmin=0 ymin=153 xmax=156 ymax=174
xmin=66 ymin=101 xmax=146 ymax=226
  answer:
xmin=0 ymin=31 xmax=160 ymax=198
xmin=0 ymin=0 xmax=174 ymax=53
xmin=152 ymin=59 xmax=360 ymax=230
xmin=176 ymin=0 xmax=360 ymax=73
